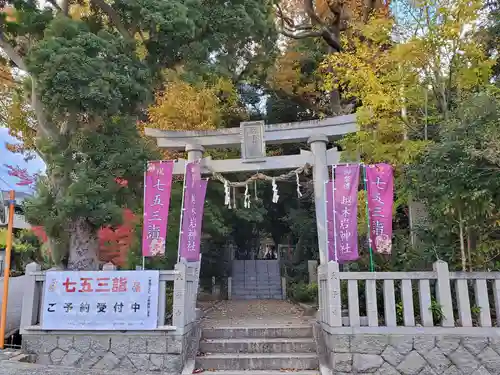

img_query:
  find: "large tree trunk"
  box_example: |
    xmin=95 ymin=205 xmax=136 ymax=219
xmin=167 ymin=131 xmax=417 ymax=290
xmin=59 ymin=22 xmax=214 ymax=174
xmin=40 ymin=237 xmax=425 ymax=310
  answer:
xmin=327 ymin=46 xmax=342 ymax=114
xmin=67 ymin=218 xmax=100 ymax=270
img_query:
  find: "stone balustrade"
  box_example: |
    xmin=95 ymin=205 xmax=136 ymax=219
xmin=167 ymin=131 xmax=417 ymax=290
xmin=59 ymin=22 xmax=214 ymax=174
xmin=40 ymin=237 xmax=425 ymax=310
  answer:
xmin=19 ymin=261 xmax=201 ymax=373
xmin=316 ymin=261 xmax=500 ymax=374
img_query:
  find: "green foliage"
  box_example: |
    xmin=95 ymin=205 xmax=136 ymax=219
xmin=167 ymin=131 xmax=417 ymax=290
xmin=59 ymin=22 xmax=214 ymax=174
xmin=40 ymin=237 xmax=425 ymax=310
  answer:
xmin=430 ymin=299 xmax=445 ymax=326
xmin=289 ymin=281 xmax=318 ymax=303
xmin=0 ymin=0 xmax=279 ymax=269
xmin=404 ymin=89 xmax=500 ymax=271
xmin=26 ymin=17 xmax=152 ymax=118
xmin=0 ymin=228 xmax=6 ymax=247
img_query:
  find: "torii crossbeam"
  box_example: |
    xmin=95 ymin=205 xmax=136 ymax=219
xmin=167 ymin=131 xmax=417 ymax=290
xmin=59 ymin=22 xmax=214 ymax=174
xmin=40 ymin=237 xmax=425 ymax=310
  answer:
xmin=144 ymin=114 xmax=357 ymax=264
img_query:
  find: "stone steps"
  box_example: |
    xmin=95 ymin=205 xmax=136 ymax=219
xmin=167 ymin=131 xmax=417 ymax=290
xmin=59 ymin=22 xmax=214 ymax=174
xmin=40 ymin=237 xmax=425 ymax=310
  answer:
xmin=231 ymin=295 xmax=283 ymax=300
xmin=200 ymin=371 xmax=319 ymax=375
xmin=197 ymin=353 xmax=318 ymax=370
xmin=202 ymin=326 xmax=313 ymax=339
xmin=197 ymin=325 xmax=318 ymax=372
xmin=200 ymin=338 xmax=316 ymax=354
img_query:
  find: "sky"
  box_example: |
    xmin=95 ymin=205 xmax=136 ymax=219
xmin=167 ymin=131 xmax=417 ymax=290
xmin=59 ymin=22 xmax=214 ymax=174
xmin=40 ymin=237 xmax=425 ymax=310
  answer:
xmin=0 ymin=128 xmax=45 ymax=194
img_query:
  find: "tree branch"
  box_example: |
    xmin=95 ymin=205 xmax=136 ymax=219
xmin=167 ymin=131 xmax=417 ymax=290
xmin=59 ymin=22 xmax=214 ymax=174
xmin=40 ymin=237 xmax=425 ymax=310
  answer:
xmin=90 ymin=0 xmax=132 ymax=39
xmin=31 ymin=78 xmax=59 ymax=139
xmin=46 ymin=0 xmax=63 ymax=13
xmin=61 ymin=0 xmax=70 ymax=16
xmin=0 ymin=34 xmax=60 ymax=139
xmin=304 ymin=0 xmax=323 ymax=25
xmin=0 ymin=36 xmax=27 ymax=71
xmin=281 ymin=29 xmax=323 ymax=40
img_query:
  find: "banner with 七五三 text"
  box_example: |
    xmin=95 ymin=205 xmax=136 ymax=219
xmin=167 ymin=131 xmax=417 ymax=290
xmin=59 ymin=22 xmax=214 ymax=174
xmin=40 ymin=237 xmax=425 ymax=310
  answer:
xmin=41 ymin=271 xmax=159 ymax=330
xmin=142 ymin=160 xmax=174 ymax=257
xmin=366 ymin=163 xmax=394 ymax=254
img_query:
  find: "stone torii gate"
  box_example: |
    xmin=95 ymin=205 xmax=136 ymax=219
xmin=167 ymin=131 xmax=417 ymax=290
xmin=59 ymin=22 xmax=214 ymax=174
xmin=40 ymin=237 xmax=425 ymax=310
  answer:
xmin=144 ymin=114 xmax=356 ymax=265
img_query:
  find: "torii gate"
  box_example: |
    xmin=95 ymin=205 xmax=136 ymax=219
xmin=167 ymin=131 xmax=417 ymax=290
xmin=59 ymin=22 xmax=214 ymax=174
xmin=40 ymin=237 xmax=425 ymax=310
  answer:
xmin=144 ymin=114 xmax=356 ymax=265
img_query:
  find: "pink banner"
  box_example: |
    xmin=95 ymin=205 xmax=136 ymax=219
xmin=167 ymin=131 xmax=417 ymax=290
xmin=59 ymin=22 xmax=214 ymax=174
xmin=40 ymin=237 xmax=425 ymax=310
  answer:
xmin=179 ymin=162 xmax=207 ymax=262
xmin=142 ymin=161 xmax=174 ymax=257
xmin=366 ymin=163 xmax=394 ymax=254
xmin=326 ymin=165 xmax=360 ymax=262
xmin=326 ymin=181 xmax=335 ymax=261
xmin=334 ymin=165 xmax=360 ymax=262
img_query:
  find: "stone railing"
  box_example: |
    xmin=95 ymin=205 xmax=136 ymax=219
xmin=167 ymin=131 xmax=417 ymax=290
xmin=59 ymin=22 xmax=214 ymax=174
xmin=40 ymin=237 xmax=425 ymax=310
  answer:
xmin=318 ymin=260 xmax=500 ymax=329
xmin=19 ymin=261 xmax=201 ymax=372
xmin=315 ymin=261 xmax=500 ymax=374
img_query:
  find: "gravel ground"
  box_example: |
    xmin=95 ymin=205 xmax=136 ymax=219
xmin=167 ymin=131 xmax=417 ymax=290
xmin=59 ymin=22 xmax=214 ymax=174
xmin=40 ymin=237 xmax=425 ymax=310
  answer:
xmin=202 ymin=300 xmax=309 ymax=327
xmin=0 ymin=361 xmax=176 ymax=375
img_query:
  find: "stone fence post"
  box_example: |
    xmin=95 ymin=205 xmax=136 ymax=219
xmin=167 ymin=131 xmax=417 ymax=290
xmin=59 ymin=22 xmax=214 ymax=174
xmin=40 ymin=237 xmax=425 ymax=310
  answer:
xmin=102 ymin=262 xmax=117 ymax=271
xmin=172 ymin=262 xmax=187 ymax=332
xmin=433 ymin=260 xmax=454 ymax=327
xmin=326 ymin=261 xmax=342 ymax=327
xmin=20 ymin=262 xmax=41 ymax=333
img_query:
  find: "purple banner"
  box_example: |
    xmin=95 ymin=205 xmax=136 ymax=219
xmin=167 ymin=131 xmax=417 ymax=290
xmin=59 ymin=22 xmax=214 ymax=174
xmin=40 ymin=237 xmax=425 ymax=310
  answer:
xmin=366 ymin=163 xmax=394 ymax=254
xmin=333 ymin=165 xmax=360 ymax=262
xmin=179 ymin=162 xmax=207 ymax=262
xmin=142 ymin=161 xmax=174 ymax=257
xmin=326 ymin=181 xmax=335 ymax=261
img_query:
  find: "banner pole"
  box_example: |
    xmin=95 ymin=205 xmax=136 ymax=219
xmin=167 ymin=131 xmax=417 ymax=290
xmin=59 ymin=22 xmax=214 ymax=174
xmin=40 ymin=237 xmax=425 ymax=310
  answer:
xmin=331 ymin=165 xmax=338 ymax=263
xmin=177 ymin=161 xmax=189 ymax=263
xmin=363 ymin=165 xmax=374 ymax=272
xmin=142 ymin=164 xmax=147 ymax=266
xmin=324 ymin=181 xmax=330 ymax=262
xmin=0 ymin=190 xmax=15 ymax=349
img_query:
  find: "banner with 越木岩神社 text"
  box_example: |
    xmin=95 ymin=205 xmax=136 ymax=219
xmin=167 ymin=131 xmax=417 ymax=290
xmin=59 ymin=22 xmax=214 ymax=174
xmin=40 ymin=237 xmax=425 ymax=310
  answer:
xmin=326 ymin=165 xmax=360 ymax=262
xmin=333 ymin=164 xmax=360 ymax=262
xmin=41 ymin=271 xmax=159 ymax=330
xmin=179 ymin=161 xmax=208 ymax=262
xmin=142 ymin=161 xmax=174 ymax=257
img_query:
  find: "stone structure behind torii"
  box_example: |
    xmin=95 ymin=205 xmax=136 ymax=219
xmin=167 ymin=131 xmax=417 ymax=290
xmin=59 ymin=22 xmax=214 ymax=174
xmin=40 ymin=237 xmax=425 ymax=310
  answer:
xmin=144 ymin=114 xmax=357 ymax=265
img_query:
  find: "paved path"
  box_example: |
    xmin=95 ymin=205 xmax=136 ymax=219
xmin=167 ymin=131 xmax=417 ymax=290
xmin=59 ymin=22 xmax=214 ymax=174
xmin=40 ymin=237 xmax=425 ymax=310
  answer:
xmin=0 ymin=361 xmax=176 ymax=375
xmin=0 ymin=275 xmax=29 ymax=337
xmin=202 ymin=300 xmax=309 ymax=327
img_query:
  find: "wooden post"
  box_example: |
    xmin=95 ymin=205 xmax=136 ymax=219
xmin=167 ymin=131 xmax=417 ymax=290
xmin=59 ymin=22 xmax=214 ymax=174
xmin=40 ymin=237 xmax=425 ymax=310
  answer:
xmin=0 ymin=190 xmax=15 ymax=348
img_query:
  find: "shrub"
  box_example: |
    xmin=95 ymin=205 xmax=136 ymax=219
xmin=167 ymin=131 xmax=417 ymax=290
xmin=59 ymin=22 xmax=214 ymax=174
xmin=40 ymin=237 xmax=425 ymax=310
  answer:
xmin=290 ymin=281 xmax=318 ymax=303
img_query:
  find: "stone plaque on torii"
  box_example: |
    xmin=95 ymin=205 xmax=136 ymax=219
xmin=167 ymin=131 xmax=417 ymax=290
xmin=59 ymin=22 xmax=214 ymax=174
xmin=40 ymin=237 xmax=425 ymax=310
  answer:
xmin=145 ymin=114 xmax=356 ymax=264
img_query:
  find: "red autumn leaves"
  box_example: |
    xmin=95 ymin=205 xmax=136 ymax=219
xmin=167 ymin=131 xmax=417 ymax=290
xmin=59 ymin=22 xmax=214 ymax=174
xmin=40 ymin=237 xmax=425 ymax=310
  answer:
xmin=19 ymin=173 xmax=138 ymax=267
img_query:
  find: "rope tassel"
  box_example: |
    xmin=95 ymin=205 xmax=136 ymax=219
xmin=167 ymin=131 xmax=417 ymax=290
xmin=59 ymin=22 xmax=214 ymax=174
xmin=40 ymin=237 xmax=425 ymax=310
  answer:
xmin=224 ymin=180 xmax=231 ymax=209
xmin=296 ymin=172 xmax=303 ymax=198
xmin=244 ymin=184 xmax=251 ymax=208
xmin=272 ymin=178 xmax=279 ymax=203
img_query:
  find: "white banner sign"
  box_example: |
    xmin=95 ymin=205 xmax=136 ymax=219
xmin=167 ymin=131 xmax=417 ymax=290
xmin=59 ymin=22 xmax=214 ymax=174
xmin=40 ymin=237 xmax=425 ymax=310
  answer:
xmin=41 ymin=270 xmax=159 ymax=330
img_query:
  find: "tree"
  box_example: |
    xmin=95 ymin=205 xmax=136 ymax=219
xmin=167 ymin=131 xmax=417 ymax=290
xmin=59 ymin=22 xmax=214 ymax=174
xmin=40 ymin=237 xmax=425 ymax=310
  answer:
xmin=321 ymin=0 xmax=493 ymax=165
xmin=405 ymin=88 xmax=500 ymax=271
xmin=275 ymin=0 xmax=390 ymax=113
xmin=0 ymin=0 xmax=278 ymax=270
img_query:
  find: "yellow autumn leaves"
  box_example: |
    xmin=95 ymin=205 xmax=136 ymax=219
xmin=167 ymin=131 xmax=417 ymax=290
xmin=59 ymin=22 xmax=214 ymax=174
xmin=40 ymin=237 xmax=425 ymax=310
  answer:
xmin=147 ymin=70 xmax=244 ymax=133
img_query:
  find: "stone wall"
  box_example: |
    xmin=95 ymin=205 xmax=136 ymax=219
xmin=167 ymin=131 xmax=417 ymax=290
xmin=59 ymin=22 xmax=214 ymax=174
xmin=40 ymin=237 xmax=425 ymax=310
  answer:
xmin=22 ymin=326 xmax=200 ymax=373
xmin=324 ymin=331 xmax=500 ymax=374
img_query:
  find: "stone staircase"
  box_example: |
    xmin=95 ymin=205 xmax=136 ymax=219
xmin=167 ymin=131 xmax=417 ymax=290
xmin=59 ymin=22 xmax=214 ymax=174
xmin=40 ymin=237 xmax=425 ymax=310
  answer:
xmin=231 ymin=260 xmax=282 ymax=300
xmin=196 ymin=325 xmax=319 ymax=375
